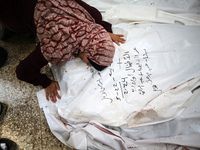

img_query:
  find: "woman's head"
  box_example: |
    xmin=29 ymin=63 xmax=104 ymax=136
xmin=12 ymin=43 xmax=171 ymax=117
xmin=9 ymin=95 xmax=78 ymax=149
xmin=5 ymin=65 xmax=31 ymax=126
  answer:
xmin=34 ymin=0 xmax=115 ymax=68
xmin=78 ymin=52 xmax=109 ymax=71
xmin=79 ymin=26 xmax=115 ymax=68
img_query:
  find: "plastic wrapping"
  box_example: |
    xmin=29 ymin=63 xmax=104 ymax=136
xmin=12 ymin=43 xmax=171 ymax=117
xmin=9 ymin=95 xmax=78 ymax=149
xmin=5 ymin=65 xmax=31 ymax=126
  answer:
xmin=37 ymin=0 xmax=200 ymax=149
xmin=49 ymin=23 xmax=200 ymax=128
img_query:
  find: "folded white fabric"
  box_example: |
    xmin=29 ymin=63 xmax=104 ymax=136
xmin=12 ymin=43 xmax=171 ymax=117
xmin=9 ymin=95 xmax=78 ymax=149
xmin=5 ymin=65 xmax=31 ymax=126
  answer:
xmin=104 ymin=5 xmax=200 ymax=26
xmin=37 ymin=0 xmax=200 ymax=149
xmin=49 ymin=23 xmax=200 ymax=128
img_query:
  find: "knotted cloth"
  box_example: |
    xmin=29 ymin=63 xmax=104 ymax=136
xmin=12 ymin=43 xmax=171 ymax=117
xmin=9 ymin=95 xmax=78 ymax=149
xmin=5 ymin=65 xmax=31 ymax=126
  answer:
xmin=34 ymin=0 xmax=115 ymax=66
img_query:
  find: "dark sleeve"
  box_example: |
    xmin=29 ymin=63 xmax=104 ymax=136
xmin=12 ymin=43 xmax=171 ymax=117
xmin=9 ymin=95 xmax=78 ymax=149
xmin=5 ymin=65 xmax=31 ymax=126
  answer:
xmin=99 ymin=21 xmax=113 ymax=33
xmin=0 ymin=0 xmax=37 ymax=35
xmin=75 ymin=0 xmax=113 ymax=33
xmin=16 ymin=44 xmax=52 ymax=88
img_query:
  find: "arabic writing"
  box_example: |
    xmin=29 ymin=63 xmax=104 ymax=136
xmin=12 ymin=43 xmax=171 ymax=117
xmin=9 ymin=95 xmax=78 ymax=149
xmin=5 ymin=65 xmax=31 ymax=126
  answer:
xmin=87 ymin=47 xmax=162 ymax=103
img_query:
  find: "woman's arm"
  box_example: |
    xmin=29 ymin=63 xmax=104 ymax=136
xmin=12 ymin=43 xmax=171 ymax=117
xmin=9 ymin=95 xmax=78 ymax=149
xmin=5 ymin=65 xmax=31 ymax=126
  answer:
xmin=16 ymin=44 xmax=61 ymax=102
xmin=16 ymin=44 xmax=51 ymax=88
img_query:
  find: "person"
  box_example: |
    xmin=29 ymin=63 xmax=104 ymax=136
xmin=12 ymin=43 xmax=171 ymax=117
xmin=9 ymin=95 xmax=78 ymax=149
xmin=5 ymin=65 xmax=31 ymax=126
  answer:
xmin=0 ymin=102 xmax=18 ymax=150
xmin=0 ymin=138 xmax=17 ymax=150
xmin=0 ymin=0 xmax=126 ymax=103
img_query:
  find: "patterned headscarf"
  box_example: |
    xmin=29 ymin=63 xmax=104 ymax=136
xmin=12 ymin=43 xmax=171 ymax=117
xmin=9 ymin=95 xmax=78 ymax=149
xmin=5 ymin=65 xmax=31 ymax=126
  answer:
xmin=34 ymin=0 xmax=115 ymax=66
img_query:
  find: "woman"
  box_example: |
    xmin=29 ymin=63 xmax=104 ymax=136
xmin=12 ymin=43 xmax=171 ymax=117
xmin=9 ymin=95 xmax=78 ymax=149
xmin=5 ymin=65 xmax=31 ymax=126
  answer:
xmin=0 ymin=0 xmax=125 ymax=103
xmin=0 ymin=102 xmax=18 ymax=149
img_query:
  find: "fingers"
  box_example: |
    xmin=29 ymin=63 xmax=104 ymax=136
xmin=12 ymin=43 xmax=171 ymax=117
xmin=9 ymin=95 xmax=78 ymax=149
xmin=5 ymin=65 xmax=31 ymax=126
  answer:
xmin=55 ymin=81 xmax=61 ymax=91
xmin=48 ymin=93 xmax=57 ymax=103
xmin=51 ymin=94 xmax=57 ymax=103
xmin=115 ymin=41 xmax=120 ymax=46
xmin=45 ymin=89 xmax=57 ymax=103
xmin=109 ymin=33 xmax=126 ymax=46
xmin=114 ymin=37 xmax=125 ymax=46
xmin=116 ymin=34 xmax=126 ymax=44
xmin=54 ymin=87 xmax=61 ymax=99
xmin=45 ymin=81 xmax=61 ymax=103
xmin=45 ymin=91 xmax=50 ymax=101
xmin=116 ymin=34 xmax=125 ymax=37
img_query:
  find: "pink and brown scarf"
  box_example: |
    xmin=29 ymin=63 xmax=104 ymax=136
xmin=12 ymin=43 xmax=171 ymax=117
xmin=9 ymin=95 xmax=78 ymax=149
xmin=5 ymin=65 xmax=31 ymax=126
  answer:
xmin=34 ymin=0 xmax=115 ymax=66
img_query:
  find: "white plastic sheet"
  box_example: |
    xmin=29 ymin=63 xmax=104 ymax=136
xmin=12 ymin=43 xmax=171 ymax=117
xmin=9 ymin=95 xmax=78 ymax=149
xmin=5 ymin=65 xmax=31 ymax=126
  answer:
xmin=50 ymin=23 xmax=200 ymax=128
xmin=37 ymin=0 xmax=200 ymax=149
xmin=83 ymin=0 xmax=200 ymax=14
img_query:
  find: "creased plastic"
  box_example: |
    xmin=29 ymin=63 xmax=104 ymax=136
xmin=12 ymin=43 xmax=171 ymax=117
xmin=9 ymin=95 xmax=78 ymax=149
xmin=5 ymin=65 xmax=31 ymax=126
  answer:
xmin=37 ymin=0 xmax=200 ymax=149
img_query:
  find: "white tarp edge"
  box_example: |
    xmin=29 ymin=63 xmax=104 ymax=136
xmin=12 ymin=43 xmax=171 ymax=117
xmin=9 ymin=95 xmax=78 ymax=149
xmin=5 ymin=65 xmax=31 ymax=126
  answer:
xmin=37 ymin=0 xmax=200 ymax=149
xmin=103 ymin=5 xmax=200 ymax=26
xmin=37 ymin=88 xmax=200 ymax=149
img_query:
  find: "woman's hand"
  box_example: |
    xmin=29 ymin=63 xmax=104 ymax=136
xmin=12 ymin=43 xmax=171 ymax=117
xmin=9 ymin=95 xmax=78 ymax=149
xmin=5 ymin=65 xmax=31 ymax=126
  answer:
xmin=108 ymin=32 xmax=126 ymax=46
xmin=45 ymin=80 xmax=61 ymax=103
xmin=78 ymin=53 xmax=91 ymax=66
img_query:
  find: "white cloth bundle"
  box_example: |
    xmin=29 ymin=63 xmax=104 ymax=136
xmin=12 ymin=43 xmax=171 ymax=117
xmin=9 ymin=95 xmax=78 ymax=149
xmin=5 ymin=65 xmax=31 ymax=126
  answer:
xmin=37 ymin=0 xmax=200 ymax=149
